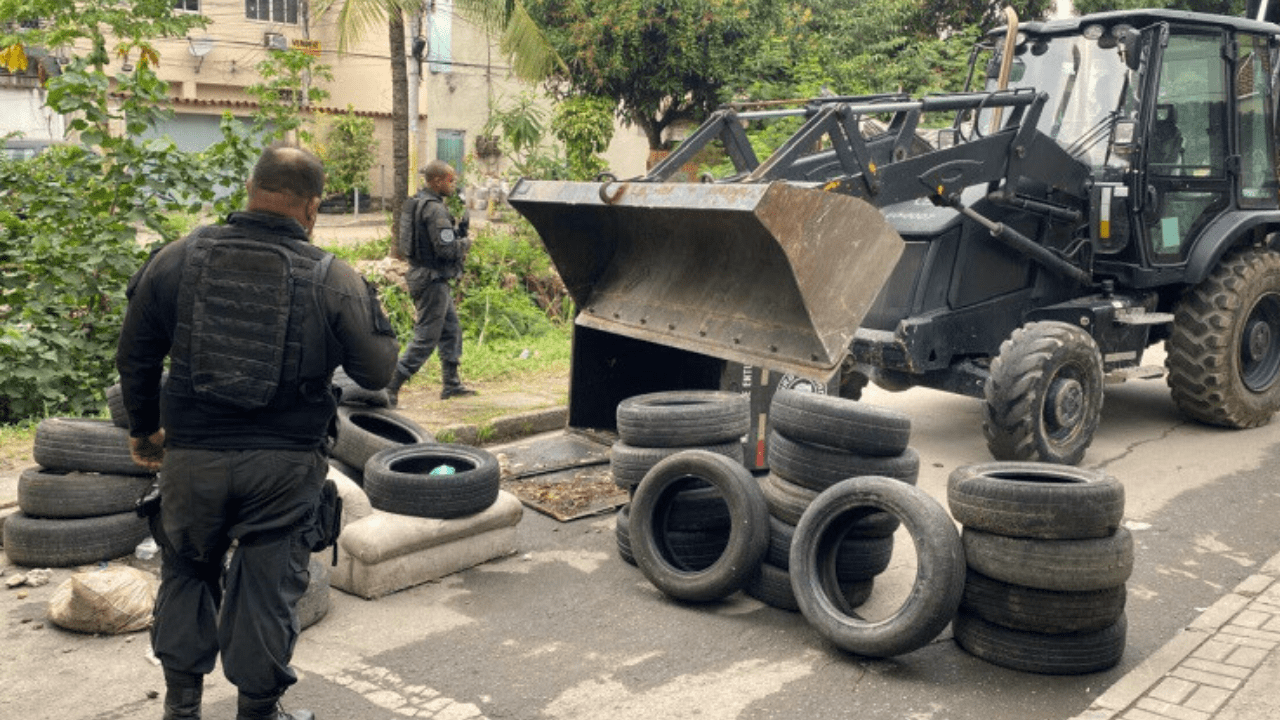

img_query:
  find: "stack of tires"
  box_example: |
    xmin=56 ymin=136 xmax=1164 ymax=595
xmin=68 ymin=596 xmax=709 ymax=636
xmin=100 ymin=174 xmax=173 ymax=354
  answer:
xmin=751 ymin=390 xmax=917 ymax=611
xmin=2 ymin=417 xmax=153 ymax=567
xmin=948 ymin=462 xmax=1131 ymax=674
xmin=328 ymin=369 xmax=435 ymax=484
xmin=609 ymin=391 xmax=749 ymax=566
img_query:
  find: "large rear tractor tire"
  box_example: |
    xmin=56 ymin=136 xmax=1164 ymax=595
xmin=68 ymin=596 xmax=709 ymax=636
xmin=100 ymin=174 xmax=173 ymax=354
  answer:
xmin=1167 ymin=247 xmax=1280 ymax=428
xmin=983 ymin=321 xmax=1104 ymax=465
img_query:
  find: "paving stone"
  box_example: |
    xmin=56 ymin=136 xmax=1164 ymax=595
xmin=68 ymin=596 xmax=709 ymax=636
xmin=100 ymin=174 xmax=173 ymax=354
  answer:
xmin=1171 ymin=666 xmax=1242 ymax=690
xmin=1182 ymin=685 xmax=1231 ymax=714
xmin=1136 ymin=697 xmax=1210 ymax=720
xmin=1147 ymin=677 xmax=1196 ymax=704
xmin=1224 ymin=644 xmax=1270 ymax=669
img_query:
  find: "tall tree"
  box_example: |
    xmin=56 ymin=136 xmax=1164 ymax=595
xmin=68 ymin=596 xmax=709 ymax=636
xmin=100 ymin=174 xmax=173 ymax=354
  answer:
xmin=524 ymin=0 xmax=783 ymax=151
xmin=312 ymin=0 xmax=421 ymax=235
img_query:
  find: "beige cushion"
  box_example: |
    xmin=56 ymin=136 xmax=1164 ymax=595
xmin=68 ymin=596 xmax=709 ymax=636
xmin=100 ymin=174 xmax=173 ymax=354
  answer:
xmin=322 ymin=490 xmax=523 ymax=600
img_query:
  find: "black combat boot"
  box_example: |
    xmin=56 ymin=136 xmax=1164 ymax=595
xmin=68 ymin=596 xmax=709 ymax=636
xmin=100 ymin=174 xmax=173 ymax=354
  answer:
xmin=440 ymin=362 xmax=477 ymax=399
xmin=384 ymin=368 xmax=410 ymax=408
xmin=236 ymin=692 xmax=315 ymax=720
xmin=162 ymin=668 xmax=203 ymax=720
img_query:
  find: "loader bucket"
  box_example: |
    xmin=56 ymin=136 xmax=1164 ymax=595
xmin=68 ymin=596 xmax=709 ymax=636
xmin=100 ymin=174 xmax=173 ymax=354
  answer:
xmin=508 ymin=179 xmax=905 ymax=376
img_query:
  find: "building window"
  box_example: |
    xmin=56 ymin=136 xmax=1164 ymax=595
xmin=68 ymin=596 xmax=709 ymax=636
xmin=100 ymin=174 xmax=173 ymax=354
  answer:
xmin=174 ymin=0 xmax=199 ymax=11
xmin=246 ymin=0 xmax=298 ymax=24
xmin=427 ymin=0 xmax=452 ymax=73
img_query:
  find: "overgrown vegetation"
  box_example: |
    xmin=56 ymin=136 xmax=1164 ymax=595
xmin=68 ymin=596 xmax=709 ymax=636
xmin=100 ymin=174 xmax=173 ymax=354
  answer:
xmin=0 ymin=0 xmax=336 ymax=424
xmin=320 ymin=219 xmax=573 ymax=385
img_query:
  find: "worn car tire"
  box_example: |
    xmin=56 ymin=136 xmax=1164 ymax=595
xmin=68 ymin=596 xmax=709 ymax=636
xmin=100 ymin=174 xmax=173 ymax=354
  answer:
xmin=616 ymin=391 xmax=750 ymax=447
xmin=662 ymin=483 xmax=732 ymax=533
xmin=746 ymin=562 xmax=800 ymax=611
xmin=615 ymin=505 xmax=636 ymax=566
xmin=770 ymin=390 xmax=911 ymax=456
xmin=790 ymin=476 xmax=966 ymax=657
xmin=1167 ymin=247 xmax=1280 ymax=429
xmin=331 ymin=406 xmax=435 ymax=472
xmin=331 ymin=367 xmax=391 ymax=408
xmin=745 ymin=562 xmax=874 ymax=613
xmin=105 ymin=382 xmax=129 ymax=429
xmin=961 ymin=569 xmax=1126 ymax=634
xmin=769 ymin=430 xmax=919 ymax=491
xmin=18 ymin=466 xmax=155 ymax=519
xmin=610 ymin=439 xmax=744 ymax=490
xmin=962 ymin=527 xmax=1134 ymax=592
xmin=947 ymin=462 xmax=1125 ymax=539
xmin=298 ymin=556 xmax=331 ymax=631
xmin=760 ymin=472 xmax=900 ymax=537
xmin=33 ymin=417 xmax=153 ymax=476
xmin=953 ymin=610 xmax=1126 ymax=674
xmin=766 ymin=515 xmax=893 ymax=580
xmin=630 ymin=450 xmax=769 ymax=602
xmin=105 ymin=373 xmax=169 ymax=430
xmin=2 ymin=510 xmax=150 ymax=567
xmin=983 ymin=321 xmax=1105 ymax=465
xmin=363 ymin=444 xmax=500 ymax=519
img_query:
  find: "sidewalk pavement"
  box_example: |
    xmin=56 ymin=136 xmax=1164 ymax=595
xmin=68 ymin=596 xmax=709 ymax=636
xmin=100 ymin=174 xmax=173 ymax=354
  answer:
xmin=3 ymin=384 xmax=1279 ymax=720
xmin=1071 ymin=550 xmax=1280 ymax=720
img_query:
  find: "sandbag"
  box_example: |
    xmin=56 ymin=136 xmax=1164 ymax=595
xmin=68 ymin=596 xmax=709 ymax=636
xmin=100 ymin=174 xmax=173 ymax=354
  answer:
xmin=47 ymin=566 xmax=158 ymax=635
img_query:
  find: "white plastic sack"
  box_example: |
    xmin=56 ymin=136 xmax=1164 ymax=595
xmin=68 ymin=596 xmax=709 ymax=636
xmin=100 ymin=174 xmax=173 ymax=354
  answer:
xmin=47 ymin=566 xmax=158 ymax=635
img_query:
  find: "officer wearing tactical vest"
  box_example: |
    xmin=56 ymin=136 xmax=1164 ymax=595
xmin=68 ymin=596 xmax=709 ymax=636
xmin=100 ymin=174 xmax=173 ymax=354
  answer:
xmin=385 ymin=159 xmax=477 ymax=405
xmin=116 ymin=144 xmax=399 ymax=720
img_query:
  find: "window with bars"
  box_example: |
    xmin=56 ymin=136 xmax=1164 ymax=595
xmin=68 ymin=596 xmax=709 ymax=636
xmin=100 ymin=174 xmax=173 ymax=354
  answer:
xmin=245 ymin=0 xmax=298 ymax=24
xmin=174 ymin=0 xmax=199 ymax=12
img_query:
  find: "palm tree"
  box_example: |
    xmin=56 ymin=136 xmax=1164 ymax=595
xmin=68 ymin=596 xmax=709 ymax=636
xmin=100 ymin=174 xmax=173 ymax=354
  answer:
xmin=312 ymin=0 xmax=562 ymax=237
xmin=312 ymin=0 xmax=420 ymax=235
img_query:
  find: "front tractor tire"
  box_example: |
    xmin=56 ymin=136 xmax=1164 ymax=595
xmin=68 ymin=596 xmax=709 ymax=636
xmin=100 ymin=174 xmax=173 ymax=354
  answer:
xmin=1167 ymin=247 xmax=1280 ymax=428
xmin=983 ymin=321 xmax=1105 ymax=466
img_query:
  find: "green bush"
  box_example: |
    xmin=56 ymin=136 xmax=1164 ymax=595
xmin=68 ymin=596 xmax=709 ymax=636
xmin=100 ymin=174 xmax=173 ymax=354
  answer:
xmin=0 ymin=146 xmax=151 ymax=422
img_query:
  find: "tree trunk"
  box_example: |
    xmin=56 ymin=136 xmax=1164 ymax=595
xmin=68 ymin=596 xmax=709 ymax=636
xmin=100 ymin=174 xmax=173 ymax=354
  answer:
xmin=389 ymin=12 xmax=410 ymax=251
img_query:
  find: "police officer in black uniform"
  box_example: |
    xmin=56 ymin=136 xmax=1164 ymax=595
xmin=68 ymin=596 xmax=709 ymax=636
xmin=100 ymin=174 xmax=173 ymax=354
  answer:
xmin=116 ymin=144 xmax=399 ymax=720
xmin=384 ymin=159 xmax=476 ymax=405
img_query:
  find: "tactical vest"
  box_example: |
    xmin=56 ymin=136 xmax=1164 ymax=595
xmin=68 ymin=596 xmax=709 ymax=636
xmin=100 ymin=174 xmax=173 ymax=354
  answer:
xmin=168 ymin=225 xmax=337 ymax=411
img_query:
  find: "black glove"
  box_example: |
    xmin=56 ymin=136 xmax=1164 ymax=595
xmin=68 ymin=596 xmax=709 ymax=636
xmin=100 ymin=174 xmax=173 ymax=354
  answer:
xmin=457 ymin=209 xmax=471 ymax=237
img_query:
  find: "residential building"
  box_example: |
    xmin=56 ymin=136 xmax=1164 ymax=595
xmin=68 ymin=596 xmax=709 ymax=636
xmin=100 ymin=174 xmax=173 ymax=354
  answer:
xmin=1 ymin=0 xmax=648 ymax=207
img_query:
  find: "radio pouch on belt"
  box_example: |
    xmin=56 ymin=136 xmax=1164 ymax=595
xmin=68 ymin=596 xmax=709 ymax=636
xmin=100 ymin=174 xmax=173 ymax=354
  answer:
xmin=307 ymin=478 xmax=344 ymax=565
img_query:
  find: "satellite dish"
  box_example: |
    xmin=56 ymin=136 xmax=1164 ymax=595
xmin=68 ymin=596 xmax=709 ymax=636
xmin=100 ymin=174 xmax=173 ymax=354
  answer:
xmin=188 ymin=36 xmax=215 ymax=58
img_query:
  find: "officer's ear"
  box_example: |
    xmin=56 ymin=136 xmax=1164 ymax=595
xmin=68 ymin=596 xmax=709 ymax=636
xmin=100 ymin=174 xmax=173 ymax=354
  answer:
xmin=304 ymin=196 xmax=321 ymax=232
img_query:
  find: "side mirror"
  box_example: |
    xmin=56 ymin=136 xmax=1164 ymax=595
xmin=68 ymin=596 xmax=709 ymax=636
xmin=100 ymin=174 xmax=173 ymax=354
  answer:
xmin=1118 ymin=30 xmax=1142 ymax=71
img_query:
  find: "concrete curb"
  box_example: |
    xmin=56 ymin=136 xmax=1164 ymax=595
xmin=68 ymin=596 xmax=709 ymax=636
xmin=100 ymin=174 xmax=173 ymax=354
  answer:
xmin=1071 ymin=550 xmax=1280 ymax=720
xmin=434 ymin=406 xmax=568 ymax=447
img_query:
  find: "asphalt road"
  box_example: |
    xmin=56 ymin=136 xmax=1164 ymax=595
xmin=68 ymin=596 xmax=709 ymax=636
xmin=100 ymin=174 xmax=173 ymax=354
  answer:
xmin=4 ymin=348 xmax=1279 ymax=720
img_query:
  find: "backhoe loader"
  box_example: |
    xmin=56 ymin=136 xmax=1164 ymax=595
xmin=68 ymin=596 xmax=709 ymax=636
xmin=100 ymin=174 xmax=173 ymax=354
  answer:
xmin=510 ymin=9 xmax=1280 ymax=465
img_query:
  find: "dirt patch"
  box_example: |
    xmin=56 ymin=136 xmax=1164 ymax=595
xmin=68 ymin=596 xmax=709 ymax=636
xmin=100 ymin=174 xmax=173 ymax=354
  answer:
xmin=503 ymin=467 xmax=628 ymax=522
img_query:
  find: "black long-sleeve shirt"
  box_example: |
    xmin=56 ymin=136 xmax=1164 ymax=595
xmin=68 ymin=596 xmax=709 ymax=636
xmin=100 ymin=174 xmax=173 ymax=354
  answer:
xmin=116 ymin=211 xmax=399 ymax=450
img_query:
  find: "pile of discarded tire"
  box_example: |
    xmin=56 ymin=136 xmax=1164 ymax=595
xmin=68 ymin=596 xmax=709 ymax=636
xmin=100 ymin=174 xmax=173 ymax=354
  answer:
xmin=327 ymin=368 xmax=435 ymax=484
xmin=618 ymin=388 xmax=967 ymax=659
xmin=2 ymin=415 xmax=153 ymax=567
xmin=325 ymin=369 xmax=501 ymax=519
xmin=752 ymin=390 xmax=919 ymax=612
xmin=610 ymin=391 xmax=749 ymax=566
xmin=948 ymin=462 xmax=1132 ymax=674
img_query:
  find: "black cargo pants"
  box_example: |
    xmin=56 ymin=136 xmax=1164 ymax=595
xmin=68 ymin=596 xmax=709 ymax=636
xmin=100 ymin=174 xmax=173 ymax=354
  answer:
xmin=149 ymin=447 xmax=326 ymax=699
xmin=397 ymin=269 xmax=463 ymax=377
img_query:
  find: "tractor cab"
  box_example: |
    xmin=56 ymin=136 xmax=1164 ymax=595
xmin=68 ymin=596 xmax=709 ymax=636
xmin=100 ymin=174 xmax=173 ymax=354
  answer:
xmin=976 ymin=12 xmax=1280 ymax=284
